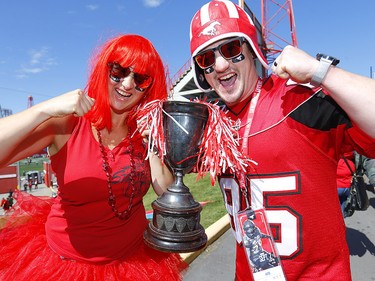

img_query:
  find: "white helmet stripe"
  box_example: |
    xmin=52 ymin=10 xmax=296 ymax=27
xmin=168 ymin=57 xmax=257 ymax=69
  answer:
xmin=200 ymin=2 xmax=211 ymax=25
xmin=222 ymin=0 xmax=239 ymax=19
xmin=200 ymin=0 xmax=239 ymax=26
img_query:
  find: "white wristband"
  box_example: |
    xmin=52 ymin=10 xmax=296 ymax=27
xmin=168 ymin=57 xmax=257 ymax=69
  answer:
xmin=310 ymin=58 xmax=332 ymax=87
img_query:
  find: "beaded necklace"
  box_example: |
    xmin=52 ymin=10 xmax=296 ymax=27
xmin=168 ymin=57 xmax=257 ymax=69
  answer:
xmin=96 ymin=128 xmax=136 ymax=220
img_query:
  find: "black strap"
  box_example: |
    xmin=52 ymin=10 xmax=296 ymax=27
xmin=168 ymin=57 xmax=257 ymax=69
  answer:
xmin=342 ymin=155 xmax=355 ymax=176
xmin=356 ymin=154 xmax=364 ymax=176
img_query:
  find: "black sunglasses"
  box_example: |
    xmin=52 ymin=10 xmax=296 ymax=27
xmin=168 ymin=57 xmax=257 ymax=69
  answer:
xmin=194 ymin=37 xmax=246 ymax=70
xmin=107 ymin=62 xmax=153 ymax=92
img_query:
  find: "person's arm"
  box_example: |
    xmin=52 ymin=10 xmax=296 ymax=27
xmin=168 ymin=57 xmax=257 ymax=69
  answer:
xmin=321 ymin=67 xmax=375 ymax=137
xmin=0 ymin=89 xmax=94 ymax=167
xmin=273 ymin=45 xmax=375 ymax=138
xmin=137 ymin=125 xmax=174 ymax=196
xmin=362 ymin=157 xmax=375 ymax=186
xmin=148 ymin=149 xmax=174 ymax=196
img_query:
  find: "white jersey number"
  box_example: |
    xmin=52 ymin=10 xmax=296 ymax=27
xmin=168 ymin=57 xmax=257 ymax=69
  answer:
xmin=219 ymin=173 xmax=301 ymax=258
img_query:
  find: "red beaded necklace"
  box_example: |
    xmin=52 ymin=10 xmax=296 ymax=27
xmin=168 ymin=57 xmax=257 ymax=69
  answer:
xmin=96 ymin=128 xmax=136 ymax=220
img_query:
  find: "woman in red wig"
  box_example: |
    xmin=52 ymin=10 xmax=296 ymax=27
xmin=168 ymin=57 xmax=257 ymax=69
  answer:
xmin=0 ymin=34 xmax=186 ymax=280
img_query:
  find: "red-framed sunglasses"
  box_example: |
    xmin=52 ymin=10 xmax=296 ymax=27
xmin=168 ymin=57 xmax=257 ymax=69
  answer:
xmin=107 ymin=62 xmax=153 ymax=92
xmin=194 ymin=37 xmax=246 ymax=70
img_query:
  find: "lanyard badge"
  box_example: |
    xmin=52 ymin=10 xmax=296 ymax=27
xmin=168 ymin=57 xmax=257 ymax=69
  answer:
xmin=236 ymin=79 xmax=286 ymax=280
xmin=237 ymin=208 xmax=286 ymax=281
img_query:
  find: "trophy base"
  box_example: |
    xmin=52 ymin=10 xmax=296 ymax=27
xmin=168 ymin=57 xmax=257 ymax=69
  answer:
xmin=144 ymin=223 xmax=207 ymax=253
xmin=144 ymin=195 xmax=208 ymax=253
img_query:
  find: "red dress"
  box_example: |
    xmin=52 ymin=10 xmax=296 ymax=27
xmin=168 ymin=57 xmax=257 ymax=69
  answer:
xmin=0 ymin=117 xmax=186 ymax=280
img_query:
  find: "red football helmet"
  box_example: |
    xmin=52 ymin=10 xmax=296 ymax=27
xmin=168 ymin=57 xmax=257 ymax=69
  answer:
xmin=190 ymin=0 xmax=269 ymax=91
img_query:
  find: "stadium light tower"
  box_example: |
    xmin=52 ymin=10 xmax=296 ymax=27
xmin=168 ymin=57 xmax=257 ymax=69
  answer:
xmin=260 ymin=0 xmax=298 ymax=64
xmin=238 ymin=0 xmax=297 ymax=67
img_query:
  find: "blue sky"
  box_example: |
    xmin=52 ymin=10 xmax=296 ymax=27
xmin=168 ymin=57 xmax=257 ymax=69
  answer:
xmin=1 ymin=0 xmax=374 ymax=114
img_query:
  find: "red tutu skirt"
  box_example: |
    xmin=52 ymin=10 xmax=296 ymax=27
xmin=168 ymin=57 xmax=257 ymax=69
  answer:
xmin=0 ymin=191 xmax=187 ymax=280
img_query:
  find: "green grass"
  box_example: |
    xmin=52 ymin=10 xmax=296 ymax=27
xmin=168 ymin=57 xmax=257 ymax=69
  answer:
xmin=17 ymin=159 xmax=227 ymax=229
xmin=18 ymin=157 xmax=49 ymax=177
xmin=143 ymin=173 xmax=227 ymax=229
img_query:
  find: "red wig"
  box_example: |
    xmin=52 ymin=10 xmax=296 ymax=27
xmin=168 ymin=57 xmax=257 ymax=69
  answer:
xmin=85 ymin=34 xmax=167 ymax=131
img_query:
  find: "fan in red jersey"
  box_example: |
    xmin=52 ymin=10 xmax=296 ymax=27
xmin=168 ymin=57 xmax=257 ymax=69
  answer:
xmin=189 ymin=1 xmax=375 ymax=280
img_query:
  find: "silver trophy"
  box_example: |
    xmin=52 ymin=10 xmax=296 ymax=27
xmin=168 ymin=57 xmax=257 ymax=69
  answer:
xmin=144 ymin=100 xmax=208 ymax=253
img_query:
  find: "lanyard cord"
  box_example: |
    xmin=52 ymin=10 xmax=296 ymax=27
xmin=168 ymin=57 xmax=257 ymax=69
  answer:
xmin=236 ymin=88 xmax=320 ymax=209
xmin=239 ymin=90 xmax=320 ymax=138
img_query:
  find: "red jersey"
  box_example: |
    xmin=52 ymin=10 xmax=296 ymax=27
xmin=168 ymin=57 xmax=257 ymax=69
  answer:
xmin=47 ymin=117 xmax=151 ymax=263
xmin=219 ymin=76 xmax=375 ymax=280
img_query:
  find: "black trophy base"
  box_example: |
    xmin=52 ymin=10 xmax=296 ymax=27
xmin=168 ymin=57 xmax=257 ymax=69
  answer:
xmin=144 ymin=223 xmax=207 ymax=253
xmin=143 ymin=195 xmax=208 ymax=253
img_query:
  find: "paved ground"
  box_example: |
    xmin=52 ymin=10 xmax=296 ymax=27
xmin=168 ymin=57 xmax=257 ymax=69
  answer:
xmin=2 ymin=185 xmax=374 ymax=280
xmin=183 ymin=188 xmax=375 ymax=281
xmin=0 ymin=184 xmax=55 ymax=216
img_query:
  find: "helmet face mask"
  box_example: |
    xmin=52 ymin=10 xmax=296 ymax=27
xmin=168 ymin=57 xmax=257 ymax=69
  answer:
xmin=190 ymin=0 xmax=269 ymax=91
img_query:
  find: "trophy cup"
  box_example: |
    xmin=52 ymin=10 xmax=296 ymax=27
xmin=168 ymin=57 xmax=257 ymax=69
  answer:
xmin=144 ymin=100 xmax=209 ymax=253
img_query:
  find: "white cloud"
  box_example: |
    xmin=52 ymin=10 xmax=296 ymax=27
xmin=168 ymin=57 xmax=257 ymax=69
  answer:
xmin=29 ymin=48 xmax=48 ymax=65
xmin=20 ymin=67 xmax=44 ymax=74
xmin=143 ymin=0 xmax=164 ymax=8
xmin=86 ymin=4 xmax=99 ymax=11
xmin=17 ymin=47 xmax=57 ymax=78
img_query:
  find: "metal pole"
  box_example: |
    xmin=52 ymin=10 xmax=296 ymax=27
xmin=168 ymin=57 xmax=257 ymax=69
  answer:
xmin=17 ymin=161 xmax=21 ymax=190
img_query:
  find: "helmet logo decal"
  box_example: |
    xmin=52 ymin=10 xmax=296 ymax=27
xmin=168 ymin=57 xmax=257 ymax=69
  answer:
xmin=199 ymin=21 xmax=221 ymax=37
